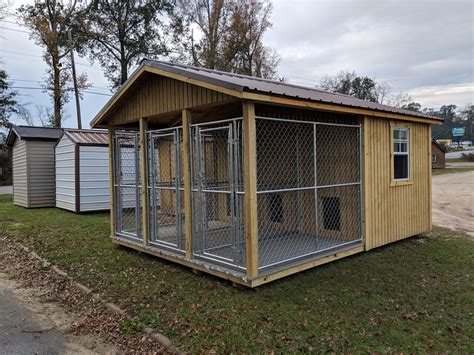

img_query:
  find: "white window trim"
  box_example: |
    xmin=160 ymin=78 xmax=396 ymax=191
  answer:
xmin=432 ymin=154 xmax=437 ymax=163
xmin=393 ymin=127 xmax=410 ymax=181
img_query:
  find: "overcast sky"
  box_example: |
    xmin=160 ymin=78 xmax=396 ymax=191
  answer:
xmin=1 ymin=0 xmax=473 ymax=129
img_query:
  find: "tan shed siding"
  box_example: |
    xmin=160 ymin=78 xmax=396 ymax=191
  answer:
xmin=12 ymin=139 xmax=28 ymax=207
xmin=27 ymin=140 xmax=57 ymax=208
xmin=364 ymin=116 xmax=431 ymax=250
xmin=110 ymin=75 xmax=232 ymax=125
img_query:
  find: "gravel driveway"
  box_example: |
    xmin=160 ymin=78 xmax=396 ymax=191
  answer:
xmin=432 ymin=171 xmax=474 ymax=237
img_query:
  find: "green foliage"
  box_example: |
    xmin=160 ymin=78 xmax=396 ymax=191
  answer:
xmin=82 ymin=0 xmax=173 ymax=89
xmin=320 ymin=71 xmax=385 ymax=102
xmin=0 ymin=69 xmax=18 ymax=130
xmin=0 ymin=195 xmax=473 ymax=353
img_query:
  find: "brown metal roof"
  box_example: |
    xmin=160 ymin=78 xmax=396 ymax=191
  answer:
xmin=142 ymin=59 xmax=441 ymax=121
xmin=63 ymin=129 xmax=108 ymax=145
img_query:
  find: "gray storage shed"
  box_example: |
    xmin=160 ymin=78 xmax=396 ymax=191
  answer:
xmin=55 ymin=129 xmax=110 ymax=213
xmin=6 ymin=125 xmax=63 ymax=208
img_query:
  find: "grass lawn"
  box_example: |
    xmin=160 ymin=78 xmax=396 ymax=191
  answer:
xmin=432 ymin=167 xmax=474 ymax=176
xmin=0 ymin=194 xmax=472 ymax=352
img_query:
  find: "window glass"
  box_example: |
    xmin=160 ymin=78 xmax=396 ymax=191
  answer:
xmin=393 ymin=127 xmax=409 ymax=180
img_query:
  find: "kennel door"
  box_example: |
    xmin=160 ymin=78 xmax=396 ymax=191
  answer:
xmin=192 ymin=121 xmax=244 ymax=268
xmin=114 ymin=133 xmax=141 ymax=241
xmin=148 ymin=129 xmax=185 ymax=252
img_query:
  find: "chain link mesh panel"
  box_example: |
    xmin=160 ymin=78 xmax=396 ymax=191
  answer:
xmin=191 ymin=120 xmax=245 ymax=269
xmin=256 ymin=117 xmax=362 ymax=270
xmin=148 ymin=129 xmax=185 ymax=252
xmin=114 ymin=132 xmax=141 ymax=241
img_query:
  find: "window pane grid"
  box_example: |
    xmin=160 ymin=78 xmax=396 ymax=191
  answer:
xmin=393 ymin=127 xmax=410 ymax=180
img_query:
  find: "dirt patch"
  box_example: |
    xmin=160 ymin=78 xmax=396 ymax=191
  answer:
xmin=0 ymin=239 xmax=169 ymax=354
xmin=432 ymin=170 xmax=474 ymax=238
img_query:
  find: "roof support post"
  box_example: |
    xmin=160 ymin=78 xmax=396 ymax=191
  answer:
xmin=107 ymin=126 xmax=116 ymax=238
xmin=139 ymin=118 xmax=149 ymax=246
xmin=243 ymin=101 xmax=259 ymax=278
xmin=182 ymin=109 xmax=193 ymax=259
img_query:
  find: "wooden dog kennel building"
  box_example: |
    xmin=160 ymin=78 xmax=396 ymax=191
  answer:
xmin=91 ymin=60 xmax=442 ymax=287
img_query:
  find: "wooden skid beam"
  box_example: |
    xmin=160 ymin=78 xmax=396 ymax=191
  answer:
xmin=107 ymin=126 xmax=116 ymax=237
xmin=139 ymin=118 xmax=149 ymax=245
xmin=111 ymin=238 xmax=364 ymax=288
xmin=182 ymin=109 xmax=193 ymax=259
xmin=243 ymin=101 xmax=259 ymax=278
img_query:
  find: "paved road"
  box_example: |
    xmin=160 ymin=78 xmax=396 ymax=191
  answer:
xmin=432 ymin=170 xmax=474 ymax=237
xmin=0 ymin=279 xmax=67 ymax=355
xmin=0 ymin=186 xmax=12 ymax=195
xmin=446 ymin=162 xmax=474 ymax=168
xmin=446 ymin=150 xmax=474 ymax=159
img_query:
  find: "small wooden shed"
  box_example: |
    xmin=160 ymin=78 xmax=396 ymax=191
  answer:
xmin=91 ymin=60 xmax=443 ymax=287
xmin=55 ymin=129 xmax=110 ymax=213
xmin=6 ymin=125 xmax=63 ymax=208
xmin=431 ymin=140 xmax=447 ymax=169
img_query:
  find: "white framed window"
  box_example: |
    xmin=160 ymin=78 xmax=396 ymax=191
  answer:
xmin=432 ymin=154 xmax=437 ymax=163
xmin=393 ymin=127 xmax=409 ymax=180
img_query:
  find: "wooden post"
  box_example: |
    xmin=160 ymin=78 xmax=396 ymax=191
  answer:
xmin=107 ymin=126 xmax=116 ymax=238
xmin=243 ymin=101 xmax=259 ymax=278
xmin=182 ymin=109 xmax=193 ymax=259
xmin=139 ymin=118 xmax=149 ymax=246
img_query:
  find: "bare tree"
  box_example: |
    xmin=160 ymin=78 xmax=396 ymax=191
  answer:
xmin=175 ymin=0 xmax=279 ymax=78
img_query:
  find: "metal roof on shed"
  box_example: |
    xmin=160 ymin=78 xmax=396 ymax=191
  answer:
xmin=63 ymin=129 xmax=108 ymax=145
xmin=6 ymin=125 xmax=63 ymax=146
xmin=142 ymin=59 xmax=440 ymax=121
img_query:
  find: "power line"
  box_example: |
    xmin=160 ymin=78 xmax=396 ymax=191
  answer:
xmin=0 ymin=49 xmax=103 ymax=71
xmin=11 ymin=86 xmax=112 ymax=97
xmin=10 ymin=78 xmax=110 ymax=91
xmin=0 ymin=26 xmax=29 ymax=34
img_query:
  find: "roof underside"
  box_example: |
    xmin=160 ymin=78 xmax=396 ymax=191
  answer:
xmin=91 ymin=59 xmax=442 ymax=127
xmin=6 ymin=125 xmax=63 ymax=146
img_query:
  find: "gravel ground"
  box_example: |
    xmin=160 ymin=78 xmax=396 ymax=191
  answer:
xmin=0 ymin=239 xmax=169 ymax=354
xmin=432 ymin=170 xmax=474 ymax=238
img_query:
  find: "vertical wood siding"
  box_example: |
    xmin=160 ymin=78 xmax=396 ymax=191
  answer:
xmin=28 ymin=141 xmax=56 ymax=208
xmin=364 ymin=116 xmax=431 ymax=250
xmin=55 ymin=136 xmax=76 ymax=211
xmin=12 ymin=139 xmax=28 ymax=207
xmin=79 ymin=145 xmax=110 ymax=212
xmin=109 ymin=75 xmax=232 ymax=126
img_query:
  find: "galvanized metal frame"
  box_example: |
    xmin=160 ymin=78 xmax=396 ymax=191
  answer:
xmin=111 ymin=114 xmax=363 ymax=280
xmin=255 ymin=116 xmax=363 ymax=270
xmin=113 ymin=132 xmax=141 ymax=242
xmin=147 ymin=127 xmax=185 ymax=253
xmin=190 ymin=118 xmax=245 ymax=270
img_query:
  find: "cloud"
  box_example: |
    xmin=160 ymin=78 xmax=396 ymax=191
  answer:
xmin=266 ymin=0 xmax=474 ymax=107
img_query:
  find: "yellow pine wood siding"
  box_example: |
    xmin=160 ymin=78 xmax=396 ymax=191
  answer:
xmin=363 ymin=116 xmax=431 ymax=250
xmin=109 ymin=75 xmax=233 ymax=126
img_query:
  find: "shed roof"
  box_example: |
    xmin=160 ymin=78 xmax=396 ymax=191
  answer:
xmin=432 ymin=139 xmax=448 ymax=153
xmin=91 ymin=59 xmax=442 ymax=127
xmin=6 ymin=125 xmax=63 ymax=146
xmin=62 ymin=129 xmax=108 ymax=146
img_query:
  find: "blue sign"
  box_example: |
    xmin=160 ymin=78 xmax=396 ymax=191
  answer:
xmin=452 ymin=127 xmax=465 ymax=137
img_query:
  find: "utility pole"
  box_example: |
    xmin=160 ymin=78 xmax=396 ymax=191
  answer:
xmin=68 ymin=28 xmax=82 ymax=129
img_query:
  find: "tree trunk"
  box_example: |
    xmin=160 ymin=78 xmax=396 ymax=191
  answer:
xmin=52 ymin=55 xmax=62 ymax=127
xmin=120 ymin=45 xmax=128 ymax=85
